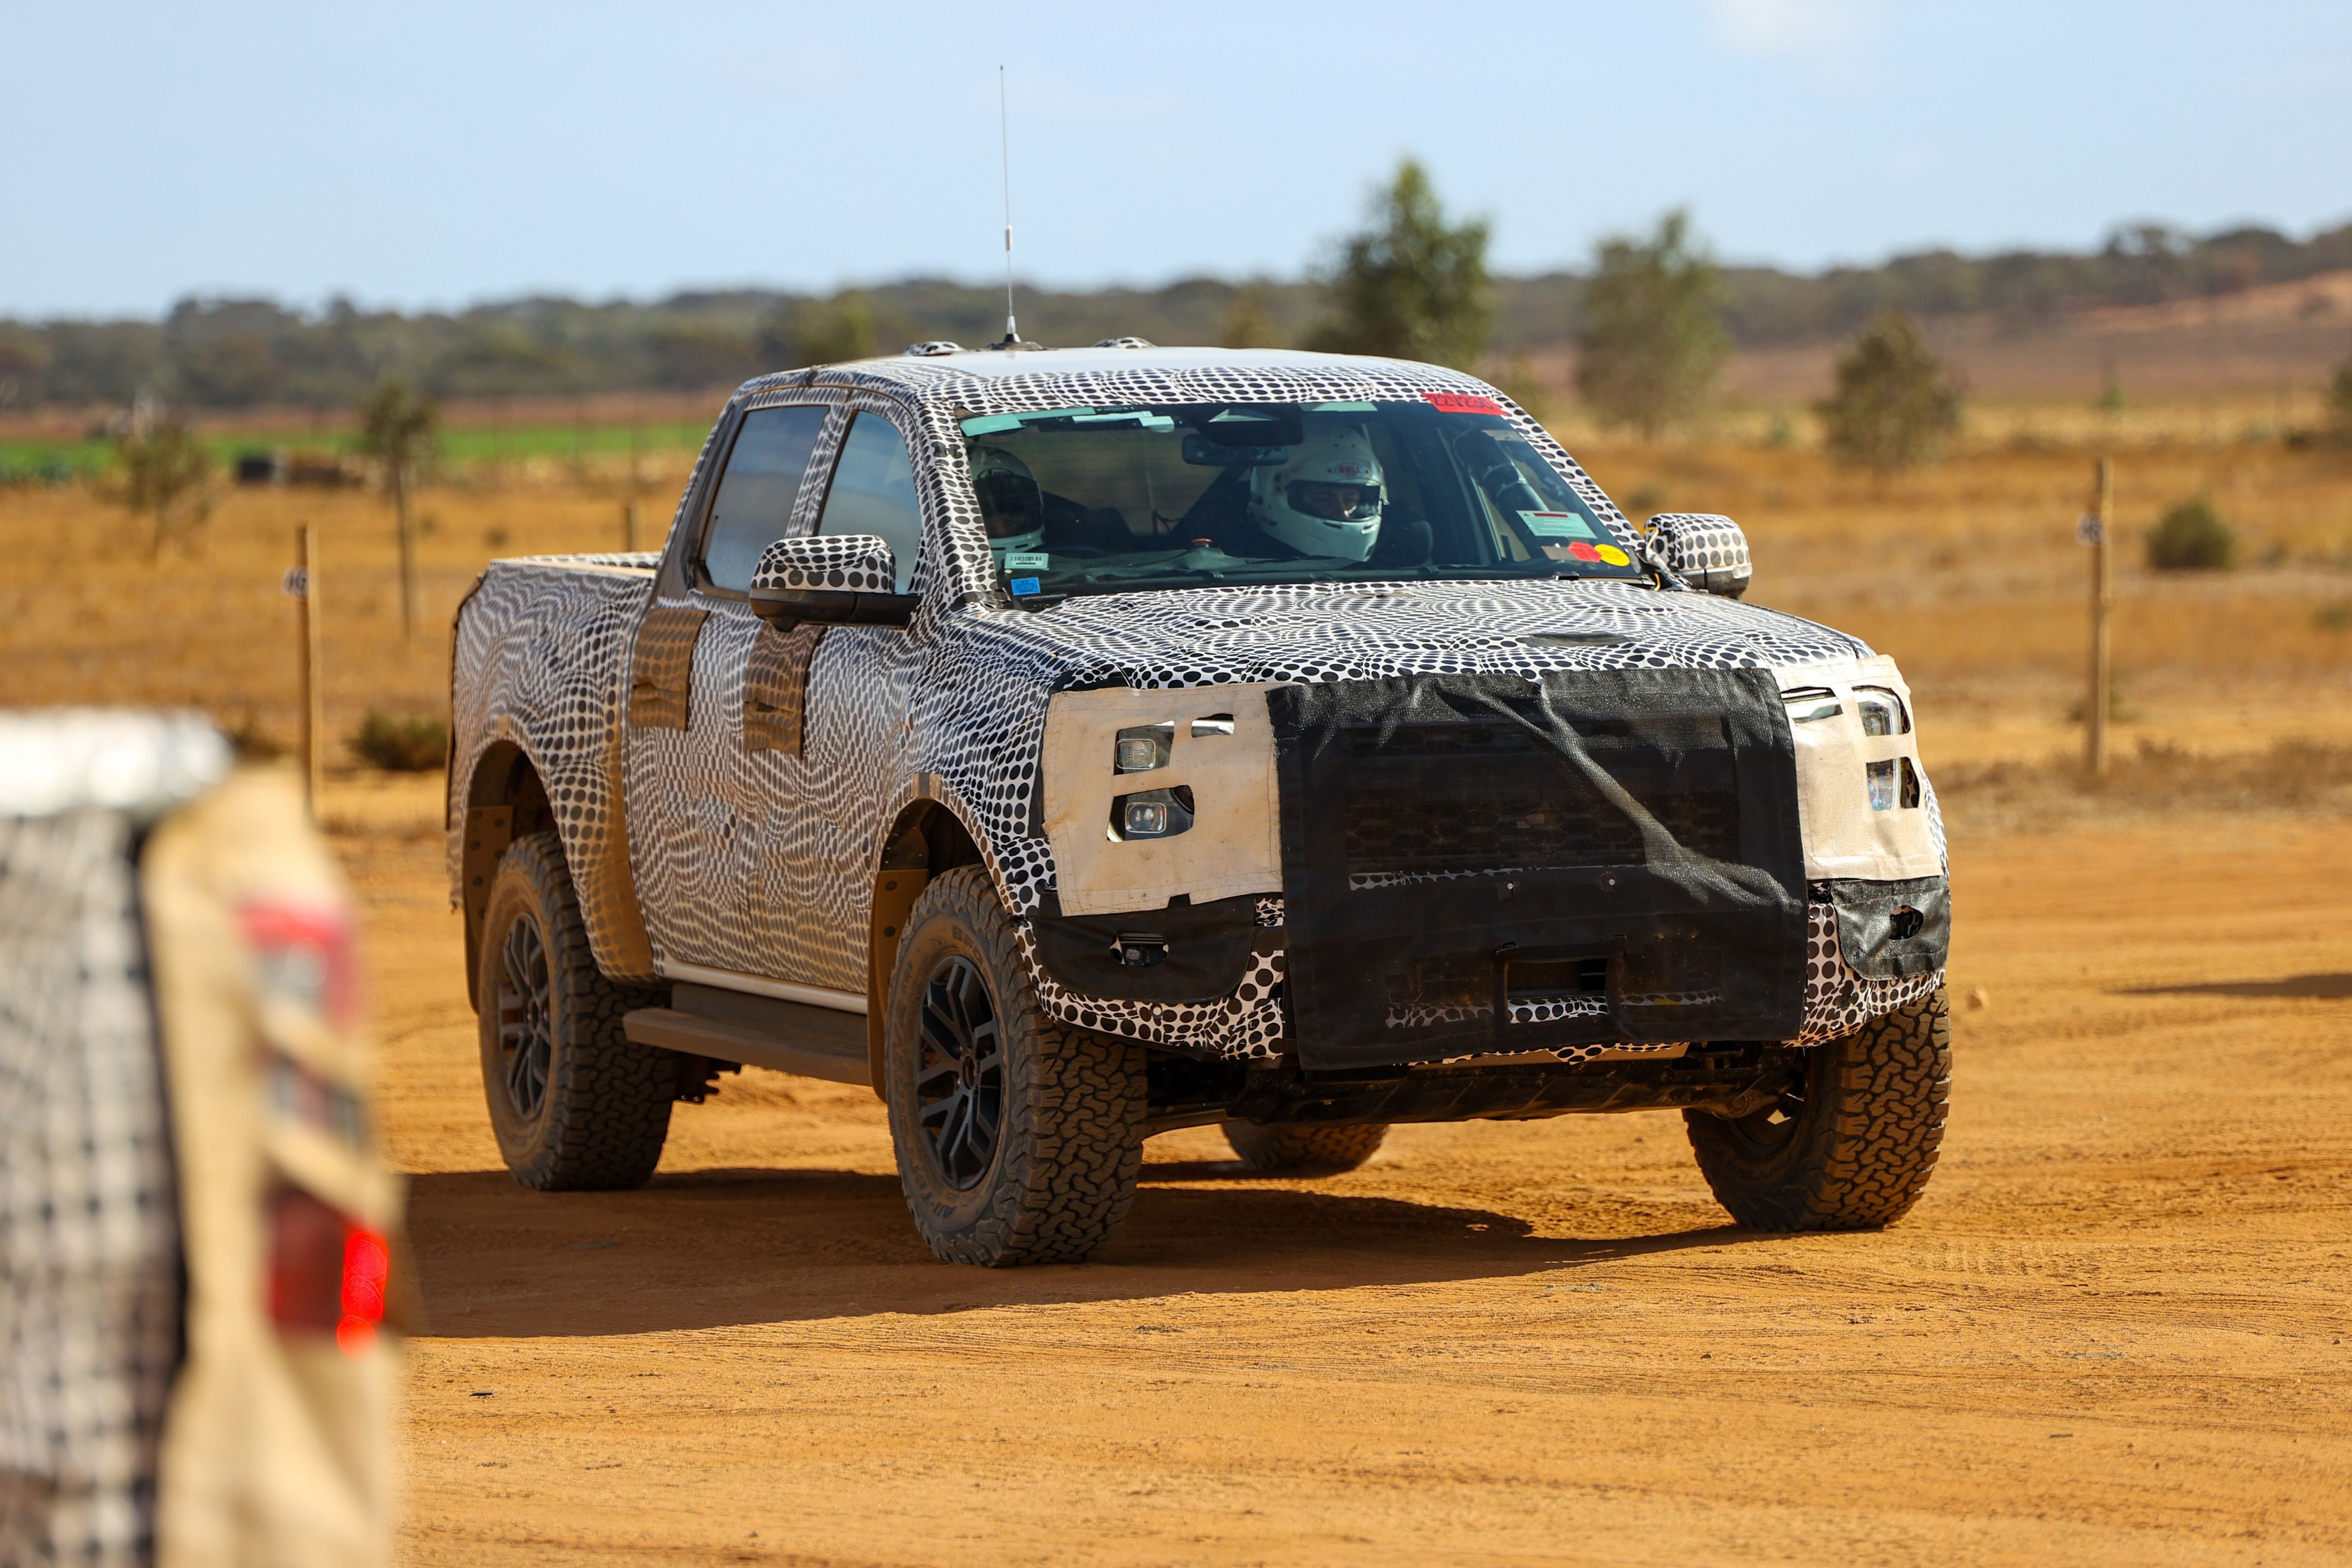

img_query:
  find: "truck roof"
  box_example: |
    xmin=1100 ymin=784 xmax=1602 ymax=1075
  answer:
xmin=732 ymin=344 xmax=1497 ymax=408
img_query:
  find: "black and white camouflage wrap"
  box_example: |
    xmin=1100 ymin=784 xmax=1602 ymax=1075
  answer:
xmin=449 ymin=349 xmax=1944 ymax=1060
xmin=749 ymin=534 xmax=899 ymax=596
xmin=1645 ymin=512 xmax=1754 ymax=598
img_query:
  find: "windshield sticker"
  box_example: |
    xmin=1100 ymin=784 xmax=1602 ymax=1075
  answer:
xmin=1423 ymin=392 xmax=1506 ymax=416
xmin=1008 ymin=576 xmax=1042 ymax=597
xmin=1565 ymin=541 xmax=1602 ymax=563
xmin=1519 ymin=510 xmax=1595 ymax=540
xmin=1071 ymin=410 xmax=1175 ymax=431
xmin=1306 ymin=400 xmax=1377 ymax=413
xmin=1595 ymin=544 xmax=1632 ymax=567
xmin=1005 ymin=552 xmax=1050 ymax=571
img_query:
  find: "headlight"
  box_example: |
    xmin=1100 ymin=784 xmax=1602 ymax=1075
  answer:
xmin=1114 ymin=723 xmax=1173 ymax=773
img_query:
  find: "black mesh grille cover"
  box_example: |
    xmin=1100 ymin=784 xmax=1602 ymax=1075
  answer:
xmin=1271 ymin=668 xmax=1807 ymax=1070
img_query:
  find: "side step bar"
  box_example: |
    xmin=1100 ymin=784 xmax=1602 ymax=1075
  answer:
xmin=622 ymin=981 xmax=870 ymax=1087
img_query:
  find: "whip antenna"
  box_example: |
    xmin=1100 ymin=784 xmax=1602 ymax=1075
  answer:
xmin=999 ymin=65 xmax=1017 ymax=346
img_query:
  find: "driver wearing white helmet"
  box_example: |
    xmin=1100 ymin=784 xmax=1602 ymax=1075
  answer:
xmin=1242 ymin=425 xmax=1387 ymax=562
xmin=971 ymin=446 xmax=1047 ymax=565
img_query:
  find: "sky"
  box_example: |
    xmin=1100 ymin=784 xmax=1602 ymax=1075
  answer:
xmin=7 ymin=0 xmax=2350 ymax=319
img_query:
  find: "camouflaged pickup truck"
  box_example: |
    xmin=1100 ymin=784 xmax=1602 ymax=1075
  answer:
xmin=449 ymin=342 xmax=1950 ymax=1266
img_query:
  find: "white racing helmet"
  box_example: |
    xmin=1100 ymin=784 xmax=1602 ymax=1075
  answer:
xmin=1247 ymin=425 xmax=1384 ymax=561
xmin=971 ymin=446 xmax=1046 ymax=560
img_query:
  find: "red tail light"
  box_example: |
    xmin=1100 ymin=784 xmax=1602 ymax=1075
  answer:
xmin=268 ymin=1186 xmax=389 ymax=1357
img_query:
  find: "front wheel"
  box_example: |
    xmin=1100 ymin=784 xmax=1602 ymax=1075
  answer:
xmin=883 ymin=867 xmax=1147 ymax=1266
xmin=1684 ymin=991 xmax=1951 ymax=1231
xmin=476 ymin=832 xmax=673 ymax=1190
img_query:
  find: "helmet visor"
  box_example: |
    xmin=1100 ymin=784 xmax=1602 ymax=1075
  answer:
xmin=1287 ymin=479 xmax=1382 ymax=523
xmin=974 ymin=472 xmax=1044 ymax=538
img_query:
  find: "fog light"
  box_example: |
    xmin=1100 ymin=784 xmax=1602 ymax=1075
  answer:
xmin=1109 ymin=785 xmax=1193 ymax=841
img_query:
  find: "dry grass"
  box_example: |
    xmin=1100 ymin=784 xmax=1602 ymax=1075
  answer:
xmin=0 ymin=458 xmax=691 ymax=759
xmin=1935 ymin=737 xmax=2352 ymax=837
xmin=3 ymin=406 xmax=2349 ymax=794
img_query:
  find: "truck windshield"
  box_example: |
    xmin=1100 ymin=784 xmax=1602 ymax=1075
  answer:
xmin=957 ymin=397 xmax=1641 ymax=604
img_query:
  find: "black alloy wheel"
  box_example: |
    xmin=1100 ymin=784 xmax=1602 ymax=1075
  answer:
xmin=474 ymin=831 xmax=674 ymax=1191
xmin=914 ymin=955 xmax=1005 ymax=1189
xmin=494 ymin=913 xmax=554 ymax=1120
xmin=882 ymin=865 xmax=1148 ymax=1266
xmin=1716 ymin=1080 xmax=1807 ymax=1159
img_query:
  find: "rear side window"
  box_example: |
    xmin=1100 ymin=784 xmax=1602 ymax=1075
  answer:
xmin=815 ymin=413 xmax=923 ymax=593
xmin=700 ymin=405 xmax=828 ymax=590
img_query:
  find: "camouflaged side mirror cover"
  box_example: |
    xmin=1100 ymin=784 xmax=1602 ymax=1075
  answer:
xmin=1644 ymin=513 xmax=1753 ymax=599
xmin=748 ymin=534 xmax=898 ymax=596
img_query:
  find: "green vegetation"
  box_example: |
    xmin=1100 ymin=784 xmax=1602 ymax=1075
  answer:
xmin=1309 ymin=159 xmax=1492 ymax=369
xmin=1816 ymin=309 xmax=1963 ymax=475
xmin=2146 ymin=496 xmax=2238 ymax=572
xmin=350 ymin=711 xmax=449 ymax=772
xmin=1574 ymin=210 xmax=1728 ymax=440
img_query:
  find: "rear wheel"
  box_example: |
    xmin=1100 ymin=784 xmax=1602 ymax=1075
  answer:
xmin=477 ymin=832 xmax=673 ymax=1190
xmin=1221 ymin=1121 xmax=1390 ymax=1174
xmin=883 ymin=867 xmax=1147 ymax=1266
xmin=1684 ymin=990 xmax=1951 ymax=1230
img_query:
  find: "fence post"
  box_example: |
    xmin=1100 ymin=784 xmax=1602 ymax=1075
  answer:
xmin=297 ymin=523 xmax=326 ymax=815
xmin=624 ymin=499 xmax=640 ymax=553
xmin=2087 ymin=455 xmax=2113 ymax=776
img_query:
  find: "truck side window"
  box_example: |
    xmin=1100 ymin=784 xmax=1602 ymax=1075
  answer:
xmin=815 ymin=413 xmax=923 ymax=593
xmin=700 ymin=405 xmax=829 ymax=591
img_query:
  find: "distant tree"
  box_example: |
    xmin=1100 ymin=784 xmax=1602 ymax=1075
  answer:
xmin=1574 ymin=209 xmax=1729 ymax=440
xmin=2146 ymin=496 xmax=2236 ymax=572
xmin=2328 ymin=344 xmax=2352 ymax=446
xmin=1815 ymin=308 xmax=1963 ymax=474
xmin=760 ymin=293 xmax=882 ymax=368
xmin=0 ymin=325 xmax=52 ymax=411
xmin=1311 ymin=159 xmax=1491 ymax=369
xmin=645 ymin=322 xmax=758 ymax=390
xmin=1218 ymin=286 xmax=1278 ymax=350
xmin=112 ymin=415 xmax=214 ymax=558
xmin=356 ymin=378 xmax=439 ymax=640
xmin=430 ymin=323 xmax=578 ymax=399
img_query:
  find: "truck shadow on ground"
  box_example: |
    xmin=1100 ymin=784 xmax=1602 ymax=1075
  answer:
xmin=404 ymin=1164 xmax=1756 ymax=1339
xmin=2120 ymin=972 xmax=2352 ymax=1000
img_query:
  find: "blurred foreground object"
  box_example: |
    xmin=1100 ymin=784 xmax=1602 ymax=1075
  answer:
xmin=0 ymin=711 xmax=404 ymax=1568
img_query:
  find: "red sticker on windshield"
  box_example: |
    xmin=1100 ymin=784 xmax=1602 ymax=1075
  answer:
xmin=1423 ymin=392 xmax=1506 ymax=416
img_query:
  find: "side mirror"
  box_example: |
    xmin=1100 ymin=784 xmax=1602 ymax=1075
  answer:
xmin=1643 ymin=513 xmax=1753 ymax=599
xmin=747 ymin=535 xmax=918 ymax=626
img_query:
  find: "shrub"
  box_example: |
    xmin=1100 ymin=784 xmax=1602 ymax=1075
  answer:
xmin=1816 ymin=309 xmax=1962 ymax=475
xmin=352 ymin=711 xmax=449 ymax=772
xmin=2145 ymin=496 xmax=2237 ymax=572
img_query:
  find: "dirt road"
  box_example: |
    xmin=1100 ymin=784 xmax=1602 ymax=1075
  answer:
xmin=347 ymin=793 xmax=2350 ymax=1567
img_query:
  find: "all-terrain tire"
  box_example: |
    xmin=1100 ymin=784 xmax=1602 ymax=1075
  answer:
xmin=477 ymin=831 xmax=673 ymax=1190
xmin=1684 ymin=990 xmax=1951 ymax=1230
xmin=883 ymin=866 xmax=1147 ymax=1267
xmin=1222 ymin=1120 xmax=1390 ymax=1174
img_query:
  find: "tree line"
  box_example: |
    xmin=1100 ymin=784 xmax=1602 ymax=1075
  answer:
xmin=4 ymin=189 xmax=2347 ymax=419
